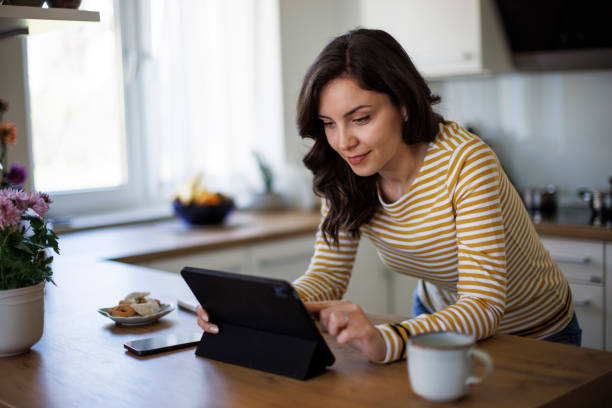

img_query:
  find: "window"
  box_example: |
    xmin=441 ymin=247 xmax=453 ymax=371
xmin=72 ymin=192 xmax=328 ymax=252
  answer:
xmin=26 ymin=0 xmax=283 ymax=218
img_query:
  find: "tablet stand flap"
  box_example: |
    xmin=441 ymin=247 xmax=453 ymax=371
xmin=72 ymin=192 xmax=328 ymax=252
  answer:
xmin=195 ymin=322 xmax=329 ymax=380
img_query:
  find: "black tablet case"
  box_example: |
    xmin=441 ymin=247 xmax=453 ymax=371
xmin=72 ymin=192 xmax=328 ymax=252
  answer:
xmin=181 ymin=267 xmax=335 ymax=380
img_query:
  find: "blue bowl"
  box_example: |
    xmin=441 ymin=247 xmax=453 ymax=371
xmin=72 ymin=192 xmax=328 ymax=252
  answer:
xmin=172 ymin=199 xmax=234 ymax=225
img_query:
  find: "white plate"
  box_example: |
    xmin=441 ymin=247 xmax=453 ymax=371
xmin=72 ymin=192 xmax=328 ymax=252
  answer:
xmin=98 ymin=303 xmax=175 ymax=326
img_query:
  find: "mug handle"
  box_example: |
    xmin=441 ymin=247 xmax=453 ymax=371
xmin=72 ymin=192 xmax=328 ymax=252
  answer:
xmin=466 ymin=349 xmax=493 ymax=386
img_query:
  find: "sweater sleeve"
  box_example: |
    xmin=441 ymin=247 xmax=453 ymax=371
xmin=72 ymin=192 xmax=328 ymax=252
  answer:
xmin=375 ymin=139 xmax=507 ymax=363
xmin=292 ymin=200 xmax=359 ymax=301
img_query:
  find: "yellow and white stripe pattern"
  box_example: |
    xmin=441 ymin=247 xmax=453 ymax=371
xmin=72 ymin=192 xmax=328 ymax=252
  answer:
xmin=293 ymin=122 xmax=572 ymax=363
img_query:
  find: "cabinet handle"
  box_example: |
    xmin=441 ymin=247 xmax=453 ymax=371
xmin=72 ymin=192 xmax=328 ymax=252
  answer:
xmin=550 ymin=254 xmax=591 ymax=264
xmin=574 ymin=299 xmax=591 ymax=307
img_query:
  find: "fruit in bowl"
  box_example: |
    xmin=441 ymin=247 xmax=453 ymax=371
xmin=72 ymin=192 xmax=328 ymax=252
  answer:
xmin=172 ymin=175 xmax=234 ymax=225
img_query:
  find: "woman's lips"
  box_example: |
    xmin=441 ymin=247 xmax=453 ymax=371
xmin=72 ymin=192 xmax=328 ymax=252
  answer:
xmin=347 ymin=151 xmax=370 ymax=165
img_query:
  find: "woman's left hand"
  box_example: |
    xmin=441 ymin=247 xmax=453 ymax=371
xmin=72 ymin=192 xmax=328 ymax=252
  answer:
xmin=305 ymin=300 xmax=386 ymax=362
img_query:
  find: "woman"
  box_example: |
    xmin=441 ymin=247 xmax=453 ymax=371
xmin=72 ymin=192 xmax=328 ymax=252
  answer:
xmin=197 ymin=28 xmax=581 ymax=363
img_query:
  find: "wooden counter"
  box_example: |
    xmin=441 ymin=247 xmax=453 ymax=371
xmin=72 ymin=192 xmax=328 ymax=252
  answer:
xmin=1 ymin=258 xmax=611 ymax=407
xmin=530 ymin=207 xmax=612 ymax=241
xmin=533 ymin=221 xmax=612 ymax=241
xmin=58 ymin=210 xmax=322 ymax=263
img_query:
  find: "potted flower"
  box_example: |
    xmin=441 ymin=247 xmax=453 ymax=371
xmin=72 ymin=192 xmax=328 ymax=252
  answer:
xmin=248 ymin=151 xmax=285 ymax=212
xmin=0 ymin=99 xmax=59 ymax=356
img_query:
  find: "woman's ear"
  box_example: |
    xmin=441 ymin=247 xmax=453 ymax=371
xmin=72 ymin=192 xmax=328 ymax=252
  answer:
xmin=401 ymin=107 xmax=409 ymax=122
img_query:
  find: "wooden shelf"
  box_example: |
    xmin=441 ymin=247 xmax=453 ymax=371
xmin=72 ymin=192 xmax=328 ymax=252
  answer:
xmin=0 ymin=4 xmax=99 ymax=37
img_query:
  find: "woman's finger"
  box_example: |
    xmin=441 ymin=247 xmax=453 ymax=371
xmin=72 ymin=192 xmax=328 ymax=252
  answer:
xmin=195 ymin=305 xmax=218 ymax=334
xmin=197 ymin=317 xmax=219 ymax=334
xmin=328 ymin=310 xmax=350 ymax=336
xmin=304 ymin=300 xmax=350 ymax=320
xmin=195 ymin=304 xmax=209 ymax=322
xmin=318 ymin=302 xmax=357 ymax=333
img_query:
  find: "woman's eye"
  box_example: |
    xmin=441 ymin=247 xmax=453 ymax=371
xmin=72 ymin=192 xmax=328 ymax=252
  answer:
xmin=353 ymin=115 xmax=370 ymax=124
xmin=322 ymin=121 xmax=334 ymax=128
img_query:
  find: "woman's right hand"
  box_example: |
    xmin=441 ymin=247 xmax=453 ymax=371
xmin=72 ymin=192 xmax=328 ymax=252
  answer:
xmin=196 ymin=305 xmax=219 ymax=334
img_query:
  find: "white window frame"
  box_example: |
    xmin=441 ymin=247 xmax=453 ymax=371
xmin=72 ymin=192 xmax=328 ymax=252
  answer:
xmin=37 ymin=0 xmax=161 ymax=218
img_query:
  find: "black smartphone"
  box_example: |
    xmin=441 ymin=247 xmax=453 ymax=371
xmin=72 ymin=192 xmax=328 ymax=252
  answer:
xmin=124 ymin=332 xmax=203 ymax=356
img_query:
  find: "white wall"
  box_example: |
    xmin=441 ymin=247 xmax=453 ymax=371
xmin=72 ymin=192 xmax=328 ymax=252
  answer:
xmin=430 ymin=70 xmax=612 ymax=204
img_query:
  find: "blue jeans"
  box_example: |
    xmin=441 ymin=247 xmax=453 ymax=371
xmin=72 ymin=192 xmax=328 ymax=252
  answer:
xmin=412 ymin=289 xmax=582 ymax=347
xmin=412 ymin=287 xmax=431 ymax=316
xmin=542 ymin=312 xmax=582 ymax=347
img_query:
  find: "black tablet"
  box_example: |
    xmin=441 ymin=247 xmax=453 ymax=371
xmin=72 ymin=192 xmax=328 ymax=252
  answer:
xmin=181 ymin=266 xmax=335 ymax=380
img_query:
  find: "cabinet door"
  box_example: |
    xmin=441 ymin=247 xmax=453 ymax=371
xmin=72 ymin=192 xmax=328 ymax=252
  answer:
xmin=360 ymin=0 xmax=480 ymax=76
xmin=145 ymin=247 xmax=247 ymax=275
xmin=343 ymin=238 xmax=389 ymax=314
xmin=386 ymin=271 xmax=420 ymax=317
xmin=570 ymin=283 xmax=604 ymax=350
xmin=250 ymin=235 xmax=316 ymax=281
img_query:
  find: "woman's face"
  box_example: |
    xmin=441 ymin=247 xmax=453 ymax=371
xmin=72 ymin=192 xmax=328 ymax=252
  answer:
xmin=318 ymin=76 xmax=406 ymax=178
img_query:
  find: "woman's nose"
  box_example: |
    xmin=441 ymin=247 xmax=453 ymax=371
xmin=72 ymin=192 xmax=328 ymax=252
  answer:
xmin=338 ymin=127 xmax=358 ymax=151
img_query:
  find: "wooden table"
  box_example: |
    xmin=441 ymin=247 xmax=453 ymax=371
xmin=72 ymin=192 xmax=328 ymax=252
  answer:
xmin=1 ymin=258 xmax=612 ymax=408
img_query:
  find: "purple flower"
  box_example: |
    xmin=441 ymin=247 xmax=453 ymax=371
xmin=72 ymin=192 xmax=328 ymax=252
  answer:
xmin=6 ymin=163 xmax=27 ymax=186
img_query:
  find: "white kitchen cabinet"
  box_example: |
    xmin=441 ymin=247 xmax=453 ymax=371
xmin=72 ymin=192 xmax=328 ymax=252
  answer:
xmin=344 ymin=238 xmax=390 ymax=314
xmin=386 ymin=270 xmax=420 ymax=317
xmin=541 ymin=236 xmax=605 ymax=350
xmin=250 ymin=235 xmax=316 ymax=281
xmin=569 ymin=282 xmax=604 ymax=350
xmin=359 ymin=0 xmax=512 ymax=79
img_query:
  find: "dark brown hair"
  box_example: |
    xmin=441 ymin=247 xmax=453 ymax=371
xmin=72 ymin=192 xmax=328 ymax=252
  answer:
xmin=297 ymin=28 xmax=444 ymax=247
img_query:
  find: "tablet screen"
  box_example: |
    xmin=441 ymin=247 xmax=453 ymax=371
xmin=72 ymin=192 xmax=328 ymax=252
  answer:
xmin=181 ymin=266 xmax=335 ymax=379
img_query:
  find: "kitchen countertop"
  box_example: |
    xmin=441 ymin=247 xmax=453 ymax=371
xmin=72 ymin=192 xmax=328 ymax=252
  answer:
xmin=58 ymin=208 xmax=611 ymax=267
xmin=530 ymin=207 xmax=612 ymax=241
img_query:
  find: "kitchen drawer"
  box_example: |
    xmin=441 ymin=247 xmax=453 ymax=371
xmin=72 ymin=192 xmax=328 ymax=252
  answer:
xmin=570 ymin=282 xmax=604 ymax=350
xmin=540 ymin=237 xmax=604 ymax=284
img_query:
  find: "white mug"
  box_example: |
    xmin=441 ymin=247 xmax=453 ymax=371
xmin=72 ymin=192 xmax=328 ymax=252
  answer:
xmin=407 ymin=331 xmax=493 ymax=402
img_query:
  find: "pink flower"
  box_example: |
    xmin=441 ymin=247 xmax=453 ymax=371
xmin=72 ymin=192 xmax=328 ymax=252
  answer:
xmin=30 ymin=191 xmax=51 ymax=218
xmin=0 ymin=191 xmax=22 ymax=228
xmin=0 ymin=122 xmax=17 ymax=145
xmin=2 ymin=188 xmax=29 ymax=212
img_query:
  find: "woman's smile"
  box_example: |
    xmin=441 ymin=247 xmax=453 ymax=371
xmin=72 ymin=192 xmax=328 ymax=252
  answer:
xmin=347 ymin=151 xmax=371 ymax=165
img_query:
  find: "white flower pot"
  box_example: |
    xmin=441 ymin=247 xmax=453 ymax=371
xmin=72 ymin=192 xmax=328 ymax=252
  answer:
xmin=0 ymin=281 xmax=45 ymax=357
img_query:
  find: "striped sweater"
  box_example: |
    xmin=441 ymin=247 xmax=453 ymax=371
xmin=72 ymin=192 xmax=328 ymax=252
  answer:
xmin=293 ymin=121 xmax=573 ymax=363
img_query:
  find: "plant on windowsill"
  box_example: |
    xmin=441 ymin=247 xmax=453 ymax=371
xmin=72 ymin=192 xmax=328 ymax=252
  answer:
xmin=248 ymin=151 xmax=285 ymax=212
xmin=0 ymin=99 xmax=59 ymax=357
